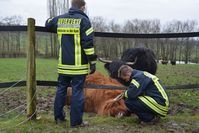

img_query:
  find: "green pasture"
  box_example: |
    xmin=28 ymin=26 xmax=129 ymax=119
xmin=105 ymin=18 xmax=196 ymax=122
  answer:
xmin=0 ymin=58 xmax=198 ymax=86
xmin=0 ymin=58 xmax=199 ymax=133
xmin=0 ymin=58 xmax=107 ymax=82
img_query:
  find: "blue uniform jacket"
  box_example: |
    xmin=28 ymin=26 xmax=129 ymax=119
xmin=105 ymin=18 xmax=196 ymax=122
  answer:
xmin=125 ymin=69 xmax=169 ymax=116
xmin=45 ymin=7 xmax=96 ymax=75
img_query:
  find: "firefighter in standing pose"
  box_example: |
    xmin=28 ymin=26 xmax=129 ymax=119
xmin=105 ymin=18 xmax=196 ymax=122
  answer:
xmin=45 ymin=0 xmax=97 ymax=128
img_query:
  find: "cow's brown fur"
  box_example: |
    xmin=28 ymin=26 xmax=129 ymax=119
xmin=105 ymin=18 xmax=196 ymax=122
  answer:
xmin=66 ymin=71 xmax=128 ymax=117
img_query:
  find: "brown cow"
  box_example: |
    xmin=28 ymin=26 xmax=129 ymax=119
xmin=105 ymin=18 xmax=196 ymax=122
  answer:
xmin=66 ymin=71 xmax=129 ymax=117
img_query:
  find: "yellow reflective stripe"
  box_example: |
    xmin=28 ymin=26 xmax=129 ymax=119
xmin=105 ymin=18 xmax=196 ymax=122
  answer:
xmin=74 ymin=34 xmax=81 ymax=66
xmin=131 ymin=79 xmax=140 ymax=88
xmin=86 ymin=27 xmax=94 ymax=36
xmin=74 ymin=34 xmax=78 ymax=65
xmin=58 ymin=46 xmax=62 ymax=64
xmin=58 ymin=64 xmax=88 ymax=69
xmin=125 ymin=91 xmax=128 ymax=98
xmin=58 ymin=66 xmax=88 ymax=70
xmin=138 ymin=96 xmax=167 ymax=116
xmin=58 ymin=69 xmax=88 ymax=75
xmin=58 ymin=18 xmax=81 ymax=25
xmin=154 ymin=81 xmax=169 ymax=106
xmin=144 ymin=72 xmax=158 ymax=81
xmin=84 ymin=48 xmax=95 ymax=55
xmin=144 ymin=96 xmax=168 ymax=112
xmin=47 ymin=17 xmax=54 ymax=23
xmin=58 ymin=34 xmax=62 ymax=64
xmin=144 ymin=72 xmax=169 ymax=107
xmin=57 ymin=28 xmax=80 ymax=34
xmin=78 ymin=34 xmax=81 ymax=65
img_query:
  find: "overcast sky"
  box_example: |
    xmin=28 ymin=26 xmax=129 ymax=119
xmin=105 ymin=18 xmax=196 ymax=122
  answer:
xmin=0 ymin=0 xmax=199 ymax=26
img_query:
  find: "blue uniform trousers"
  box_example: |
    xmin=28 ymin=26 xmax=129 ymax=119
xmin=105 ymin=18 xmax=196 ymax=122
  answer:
xmin=125 ymin=98 xmax=157 ymax=122
xmin=54 ymin=74 xmax=86 ymax=126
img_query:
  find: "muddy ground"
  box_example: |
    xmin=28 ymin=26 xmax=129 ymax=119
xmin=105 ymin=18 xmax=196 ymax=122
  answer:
xmin=0 ymin=87 xmax=199 ymax=133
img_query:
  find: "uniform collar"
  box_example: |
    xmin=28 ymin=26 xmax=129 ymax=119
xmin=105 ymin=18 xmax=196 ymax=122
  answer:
xmin=69 ymin=7 xmax=89 ymax=18
xmin=131 ymin=69 xmax=140 ymax=78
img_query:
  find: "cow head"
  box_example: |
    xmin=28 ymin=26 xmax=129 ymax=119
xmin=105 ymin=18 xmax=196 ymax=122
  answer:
xmin=99 ymin=99 xmax=129 ymax=117
xmin=100 ymin=47 xmax=157 ymax=86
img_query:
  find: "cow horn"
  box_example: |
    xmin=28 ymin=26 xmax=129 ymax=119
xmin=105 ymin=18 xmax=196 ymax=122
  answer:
xmin=98 ymin=57 xmax=112 ymax=63
xmin=98 ymin=57 xmax=137 ymax=65
xmin=125 ymin=57 xmax=137 ymax=65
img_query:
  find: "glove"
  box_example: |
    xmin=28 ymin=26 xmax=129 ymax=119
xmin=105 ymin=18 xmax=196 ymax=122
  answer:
xmin=123 ymin=91 xmax=127 ymax=100
xmin=89 ymin=63 xmax=96 ymax=74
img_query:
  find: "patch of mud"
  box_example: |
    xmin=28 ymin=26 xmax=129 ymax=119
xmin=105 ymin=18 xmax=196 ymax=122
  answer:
xmin=0 ymin=87 xmax=55 ymax=115
xmin=169 ymin=103 xmax=199 ymax=116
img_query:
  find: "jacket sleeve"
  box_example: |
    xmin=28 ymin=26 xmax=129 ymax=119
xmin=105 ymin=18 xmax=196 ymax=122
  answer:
xmin=124 ymin=72 xmax=150 ymax=99
xmin=80 ymin=17 xmax=97 ymax=64
xmin=45 ymin=17 xmax=58 ymax=33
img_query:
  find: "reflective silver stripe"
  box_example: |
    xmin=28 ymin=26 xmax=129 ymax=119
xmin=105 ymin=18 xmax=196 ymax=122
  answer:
xmin=58 ymin=24 xmax=80 ymax=28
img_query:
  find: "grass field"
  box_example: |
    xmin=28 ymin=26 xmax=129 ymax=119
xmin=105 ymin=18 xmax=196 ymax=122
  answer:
xmin=0 ymin=58 xmax=198 ymax=86
xmin=0 ymin=58 xmax=199 ymax=133
xmin=0 ymin=58 xmax=108 ymax=82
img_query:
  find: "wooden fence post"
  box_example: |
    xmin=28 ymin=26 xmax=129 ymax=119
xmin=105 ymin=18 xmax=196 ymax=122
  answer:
xmin=27 ymin=18 xmax=36 ymax=120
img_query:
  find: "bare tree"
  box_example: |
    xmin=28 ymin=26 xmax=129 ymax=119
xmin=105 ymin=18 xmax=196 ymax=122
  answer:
xmin=47 ymin=0 xmax=69 ymax=57
xmin=108 ymin=21 xmax=122 ymax=59
xmin=90 ymin=17 xmax=109 ymax=58
xmin=0 ymin=16 xmax=23 ymax=58
xmin=184 ymin=20 xmax=197 ymax=64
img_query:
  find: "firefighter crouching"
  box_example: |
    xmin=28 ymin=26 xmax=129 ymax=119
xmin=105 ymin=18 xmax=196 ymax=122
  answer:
xmin=117 ymin=65 xmax=169 ymax=124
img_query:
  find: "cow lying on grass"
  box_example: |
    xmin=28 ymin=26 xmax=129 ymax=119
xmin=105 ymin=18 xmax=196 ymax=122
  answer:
xmin=66 ymin=71 xmax=129 ymax=117
xmin=67 ymin=47 xmax=157 ymax=117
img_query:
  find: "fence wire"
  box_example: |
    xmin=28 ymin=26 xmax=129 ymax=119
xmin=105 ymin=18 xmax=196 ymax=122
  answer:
xmin=0 ymin=89 xmax=37 ymax=131
xmin=0 ymin=79 xmax=24 ymax=95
